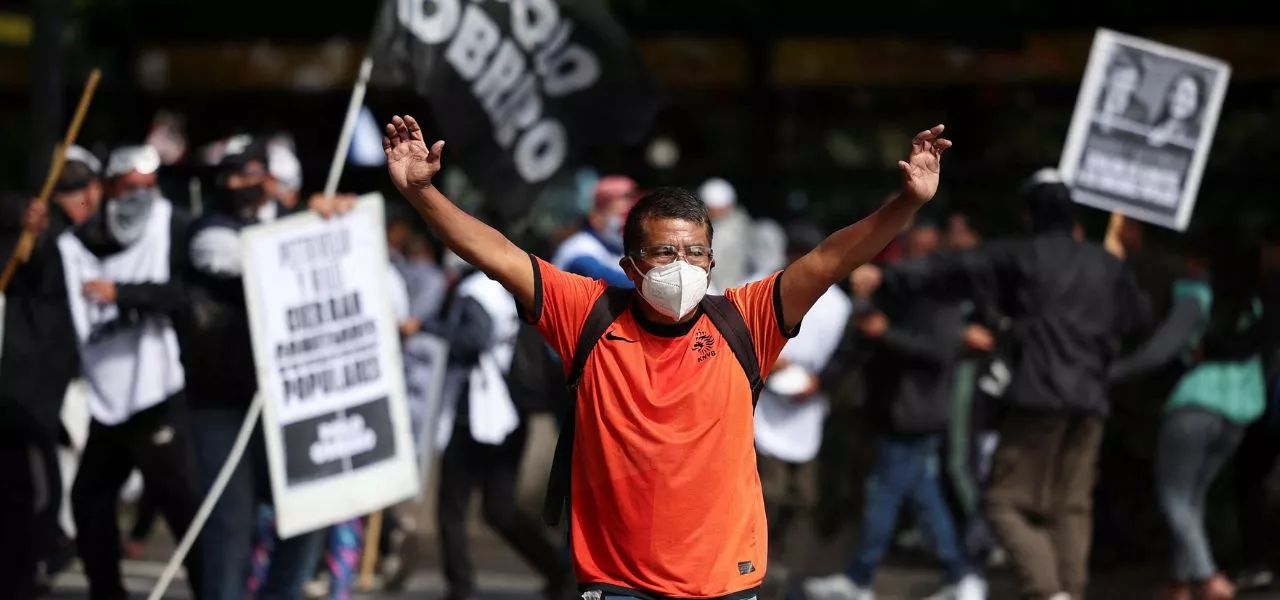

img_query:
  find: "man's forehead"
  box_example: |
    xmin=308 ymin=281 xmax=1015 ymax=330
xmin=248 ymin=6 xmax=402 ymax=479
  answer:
xmin=640 ymin=217 xmax=709 ymax=244
xmin=115 ymin=170 xmax=157 ymax=186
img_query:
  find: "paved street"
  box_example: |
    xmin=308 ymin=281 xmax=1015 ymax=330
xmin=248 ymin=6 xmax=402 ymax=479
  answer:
xmin=45 ymin=511 xmax=1280 ymax=600
xmin=47 ymin=540 xmax=1280 ymax=600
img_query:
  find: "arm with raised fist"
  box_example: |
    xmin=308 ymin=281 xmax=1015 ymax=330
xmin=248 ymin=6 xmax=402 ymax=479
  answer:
xmin=383 ymin=115 xmax=537 ymax=311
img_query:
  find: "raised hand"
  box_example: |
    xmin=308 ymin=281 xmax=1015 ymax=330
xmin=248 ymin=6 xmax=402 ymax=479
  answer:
xmin=899 ymin=124 xmax=952 ymax=204
xmin=384 ymin=115 xmax=445 ymax=192
xmin=22 ymin=198 xmax=48 ymax=236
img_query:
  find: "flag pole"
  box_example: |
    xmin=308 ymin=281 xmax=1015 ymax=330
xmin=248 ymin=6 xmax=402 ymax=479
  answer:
xmin=326 ymin=39 xmax=389 ymax=590
xmin=323 ymin=52 xmax=375 ymax=197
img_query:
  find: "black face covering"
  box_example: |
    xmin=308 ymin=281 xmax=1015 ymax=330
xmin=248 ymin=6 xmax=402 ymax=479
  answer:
xmin=229 ymin=183 xmax=266 ymax=209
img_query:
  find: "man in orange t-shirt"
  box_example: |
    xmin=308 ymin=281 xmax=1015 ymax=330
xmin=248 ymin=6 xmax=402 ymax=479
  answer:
xmin=381 ymin=114 xmax=951 ymax=600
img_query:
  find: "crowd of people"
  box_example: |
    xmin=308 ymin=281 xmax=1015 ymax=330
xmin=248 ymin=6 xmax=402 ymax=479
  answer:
xmin=0 ymin=111 xmax=1277 ymax=600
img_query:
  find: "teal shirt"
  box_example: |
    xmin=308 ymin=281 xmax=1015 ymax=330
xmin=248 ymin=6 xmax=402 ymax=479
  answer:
xmin=1165 ymin=279 xmax=1266 ymax=424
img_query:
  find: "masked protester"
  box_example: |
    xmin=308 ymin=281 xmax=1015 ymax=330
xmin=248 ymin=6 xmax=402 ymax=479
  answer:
xmin=58 ymin=144 xmax=203 ymax=600
xmin=0 ymin=145 xmax=103 ymax=599
xmin=383 ymin=114 xmax=949 ymax=600
xmin=551 ymin=174 xmax=637 ymax=287
xmin=183 ymin=134 xmax=350 ymax=600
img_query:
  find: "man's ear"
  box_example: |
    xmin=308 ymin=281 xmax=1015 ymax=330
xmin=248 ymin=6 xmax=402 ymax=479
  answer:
xmin=620 ymin=256 xmax=639 ymax=280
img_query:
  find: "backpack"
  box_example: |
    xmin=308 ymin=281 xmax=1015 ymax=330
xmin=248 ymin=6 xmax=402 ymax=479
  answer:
xmin=505 ymin=322 xmax=570 ymax=415
xmin=541 ymin=287 xmax=764 ymax=526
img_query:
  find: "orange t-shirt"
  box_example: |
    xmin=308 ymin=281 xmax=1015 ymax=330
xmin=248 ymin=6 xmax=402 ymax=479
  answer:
xmin=524 ymin=256 xmax=796 ymax=599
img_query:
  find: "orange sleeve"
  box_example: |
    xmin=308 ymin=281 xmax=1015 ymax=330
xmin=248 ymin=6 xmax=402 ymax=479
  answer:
xmin=518 ymin=254 xmax=608 ymax=370
xmin=724 ymin=271 xmax=800 ymax=377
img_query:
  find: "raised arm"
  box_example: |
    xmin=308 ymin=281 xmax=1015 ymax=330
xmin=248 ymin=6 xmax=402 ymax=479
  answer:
xmin=778 ymin=125 xmax=951 ymax=330
xmin=384 ymin=115 xmax=535 ymax=311
xmin=1110 ymin=294 xmax=1203 ymax=382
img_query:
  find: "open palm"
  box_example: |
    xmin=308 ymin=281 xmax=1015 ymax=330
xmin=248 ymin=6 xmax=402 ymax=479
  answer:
xmin=898 ymin=124 xmax=952 ymax=204
xmin=383 ymin=115 xmax=445 ymax=192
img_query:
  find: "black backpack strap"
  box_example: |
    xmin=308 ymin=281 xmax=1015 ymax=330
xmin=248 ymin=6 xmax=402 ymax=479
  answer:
xmin=542 ymin=287 xmax=632 ymax=526
xmin=701 ymin=295 xmax=764 ymax=407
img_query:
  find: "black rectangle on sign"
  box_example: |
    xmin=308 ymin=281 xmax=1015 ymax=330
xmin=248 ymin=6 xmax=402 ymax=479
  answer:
xmin=345 ymin=397 xmax=396 ymax=471
xmin=282 ymin=396 xmax=397 ymax=487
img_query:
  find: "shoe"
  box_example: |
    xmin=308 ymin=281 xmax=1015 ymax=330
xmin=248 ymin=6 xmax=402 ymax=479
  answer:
xmin=303 ymin=573 xmax=330 ymax=599
xmin=922 ymin=575 xmax=986 ymax=600
xmin=1233 ymin=567 xmax=1274 ymax=591
xmin=954 ymin=575 xmax=987 ymax=600
xmin=1200 ymin=574 xmax=1235 ymax=600
xmin=382 ymin=530 xmax=419 ymax=592
xmin=802 ymin=574 xmax=874 ymax=600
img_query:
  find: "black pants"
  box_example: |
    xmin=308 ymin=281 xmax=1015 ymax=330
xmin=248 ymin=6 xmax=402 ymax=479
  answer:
xmin=438 ymin=420 xmax=566 ymax=599
xmin=72 ymin=396 xmax=204 ymax=600
xmin=1234 ymin=416 xmax=1280 ymax=568
xmin=130 ymin=487 xmax=158 ymax=542
xmin=0 ymin=418 xmax=48 ymax=600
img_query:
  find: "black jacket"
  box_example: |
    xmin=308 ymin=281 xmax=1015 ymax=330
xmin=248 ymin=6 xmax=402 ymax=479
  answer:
xmin=864 ymin=293 xmax=967 ymax=435
xmin=182 ymin=201 xmax=301 ymax=412
xmin=881 ymin=232 xmax=1151 ymax=418
xmin=0 ymin=202 xmax=78 ymax=435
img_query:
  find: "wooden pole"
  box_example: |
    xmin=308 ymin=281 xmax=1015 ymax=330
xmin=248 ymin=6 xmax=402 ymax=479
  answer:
xmin=1104 ymin=211 xmax=1127 ymax=258
xmin=359 ymin=510 xmax=385 ymax=590
xmin=0 ymin=68 xmax=101 ymax=292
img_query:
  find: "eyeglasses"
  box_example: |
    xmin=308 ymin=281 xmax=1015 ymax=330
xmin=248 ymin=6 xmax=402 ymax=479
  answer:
xmin=632 ymin=244 xmax=713 ymax=267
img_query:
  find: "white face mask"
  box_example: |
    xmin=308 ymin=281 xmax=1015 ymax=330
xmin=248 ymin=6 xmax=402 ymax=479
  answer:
xmin=631 ymin=257 xmax=709 ymax=320
xmin=106 ymin=187 xmax=156 ymax=246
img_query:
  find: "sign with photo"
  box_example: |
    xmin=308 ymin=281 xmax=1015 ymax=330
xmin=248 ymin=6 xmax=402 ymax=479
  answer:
xmin=1058 ymin=28 xmax=1231 ymax=232
xmin=241 ymin=193 xmax=420 ymax=537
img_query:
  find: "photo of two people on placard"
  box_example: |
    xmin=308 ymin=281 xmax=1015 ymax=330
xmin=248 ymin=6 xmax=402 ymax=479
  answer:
xmin=1093 ymin=44 xmax=1217 ymax=151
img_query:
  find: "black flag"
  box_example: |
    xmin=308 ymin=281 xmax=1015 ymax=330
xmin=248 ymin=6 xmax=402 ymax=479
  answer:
xmin=370 ymin=0 xmax=659 ymax=219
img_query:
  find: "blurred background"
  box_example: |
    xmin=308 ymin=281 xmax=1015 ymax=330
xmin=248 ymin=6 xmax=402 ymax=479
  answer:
xmin=5 ymin=1 xmax=1280 ymax=598
xmin=2 ymin=0 xmax=1276 ymax=238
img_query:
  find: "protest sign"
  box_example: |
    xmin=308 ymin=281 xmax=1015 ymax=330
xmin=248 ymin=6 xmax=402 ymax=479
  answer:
xmin=1059 ymin=28 xmax=1230 ymax=231
xmin=241 ymin=193 xmax=419 ymax=537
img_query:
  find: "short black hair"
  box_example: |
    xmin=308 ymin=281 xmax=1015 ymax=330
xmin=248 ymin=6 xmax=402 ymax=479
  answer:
xmin=1023 ymin=181 xmax=1077 ymax=233
xmin=622 ymin=187 xmax=713 ymax=256
xmin=55 ymin=161 xmax=97 ymax=193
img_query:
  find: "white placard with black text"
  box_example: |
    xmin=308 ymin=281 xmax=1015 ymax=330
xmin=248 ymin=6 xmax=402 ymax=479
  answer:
xmin=1059 ymin=28 xmax=1230 ymax=232
xmin=241 ymin=193 xmax=419 ymax=537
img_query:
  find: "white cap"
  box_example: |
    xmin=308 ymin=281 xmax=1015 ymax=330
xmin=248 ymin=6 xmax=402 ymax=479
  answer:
xmin=699 ymin=177 xmax=737 ymax=210
xmin=268 ymin=143 xmax=302 ymax=192
xmin=64 ymin=144 xmax=102 ymax=174
xmin=105 ymin=145 xmax=161 ymax=178
xmin=1028 ymin=167 xmax=1064 ymax=187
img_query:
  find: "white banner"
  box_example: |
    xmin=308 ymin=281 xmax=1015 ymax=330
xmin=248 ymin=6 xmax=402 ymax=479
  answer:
xmin=241 ymin=193 xmax=419 ymax=537
xmin=1059 ymin=28 xmax=1231 ymax=232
